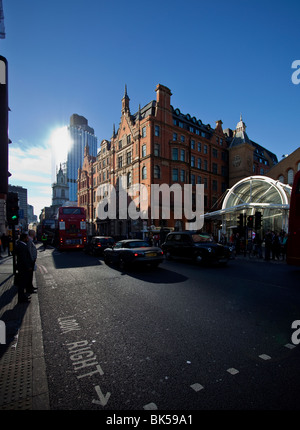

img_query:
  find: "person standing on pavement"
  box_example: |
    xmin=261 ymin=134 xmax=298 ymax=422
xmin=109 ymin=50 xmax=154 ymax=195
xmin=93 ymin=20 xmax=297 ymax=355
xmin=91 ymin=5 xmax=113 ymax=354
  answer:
xmin=41 ymin=232 xmax=47 ymax=250
xmin=15 ymin=232 xmax=33 ymax=303
xmin=27 ymin=229 xmax=38 ymax=294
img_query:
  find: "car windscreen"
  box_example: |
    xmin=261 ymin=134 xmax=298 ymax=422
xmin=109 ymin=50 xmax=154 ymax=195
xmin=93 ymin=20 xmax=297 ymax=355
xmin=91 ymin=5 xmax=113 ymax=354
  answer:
xmin=99 ymin=238 xmax=114 ymax=244
xmin=192 ymin=234 xmax=213 ymax=243
xmin=128 ymin=241 xmax=150 ymax=248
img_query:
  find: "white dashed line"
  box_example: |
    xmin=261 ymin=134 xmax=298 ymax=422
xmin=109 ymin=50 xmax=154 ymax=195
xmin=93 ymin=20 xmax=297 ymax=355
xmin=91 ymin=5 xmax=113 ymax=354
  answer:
xmin=143 ymin=402 xmax=158 ymax=410
xmin=190 ymin=383 xmax=204 ymax=392
xmin=259 ymin=354 xmax=271 ymax=360
xmin=284 ymin=343 xmax=296 ymax=349
xmin=227 ymin=368 xmax=239 ymax=375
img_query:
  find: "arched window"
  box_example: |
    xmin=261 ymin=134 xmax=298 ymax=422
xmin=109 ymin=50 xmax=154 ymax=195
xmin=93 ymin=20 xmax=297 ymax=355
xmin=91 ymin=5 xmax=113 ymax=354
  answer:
xmin=288 ymin=169 xmax=294 ymax=185
xmin=142 ymin=166 xmax=147 ymax=180
xmin=278 ymin=175 xmax=284 ymax=183
xmin=297 ymin=161 xmax=300 ymax=171
xmin=154 ymin=165 xmax=160 ymax=179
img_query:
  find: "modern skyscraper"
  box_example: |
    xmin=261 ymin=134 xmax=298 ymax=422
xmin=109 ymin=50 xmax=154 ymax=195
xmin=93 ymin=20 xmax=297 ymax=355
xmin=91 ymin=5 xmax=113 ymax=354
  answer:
xmin=67 ymin=114 xmax=98 ymax=202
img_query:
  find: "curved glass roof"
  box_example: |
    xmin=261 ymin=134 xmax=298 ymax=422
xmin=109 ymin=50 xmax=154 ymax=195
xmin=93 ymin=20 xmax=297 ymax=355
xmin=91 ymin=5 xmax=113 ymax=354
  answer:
xmin=222 ymin=176 xmax=291 ymax=209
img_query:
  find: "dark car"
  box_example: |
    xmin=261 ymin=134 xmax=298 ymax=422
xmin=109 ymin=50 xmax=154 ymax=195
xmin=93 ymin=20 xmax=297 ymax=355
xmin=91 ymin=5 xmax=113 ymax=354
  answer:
xmin=103 ymin=239 xmax=164 ymax=269
xmin=85 ymin=236 xmax=115 ymax=255
xmin=161 ymin=231 xmax=232 ymax=265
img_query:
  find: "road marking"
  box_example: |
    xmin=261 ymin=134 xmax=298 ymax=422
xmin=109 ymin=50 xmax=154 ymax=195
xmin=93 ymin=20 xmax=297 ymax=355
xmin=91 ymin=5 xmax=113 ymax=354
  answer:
xmin=92 ymin=385 xmax=111 ymax=406
xmin=227 ymin=368 xmax=239 ymax=375
xmin=190 ymin=383 xmax=204 ymax=392
xmin=143 ymin=402 xmax=158 ymax=410
xmin=259 ymin=354 xmax=271 ymax=360
xmin=284 ymin=343 xmax=296 ymax=349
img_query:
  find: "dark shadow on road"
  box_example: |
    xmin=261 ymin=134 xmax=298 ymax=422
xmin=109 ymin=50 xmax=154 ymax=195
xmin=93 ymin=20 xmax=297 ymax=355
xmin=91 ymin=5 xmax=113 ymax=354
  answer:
xmin=101 ymin=259 xmax=188 ymax=284
xmin=51 ymin=249 xmax=103 ymax=269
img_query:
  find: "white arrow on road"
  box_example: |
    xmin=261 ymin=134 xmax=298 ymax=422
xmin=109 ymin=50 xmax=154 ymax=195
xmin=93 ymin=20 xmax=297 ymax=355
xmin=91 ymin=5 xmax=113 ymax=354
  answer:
xmin=92 ymin=385 xmax=111 ymax=407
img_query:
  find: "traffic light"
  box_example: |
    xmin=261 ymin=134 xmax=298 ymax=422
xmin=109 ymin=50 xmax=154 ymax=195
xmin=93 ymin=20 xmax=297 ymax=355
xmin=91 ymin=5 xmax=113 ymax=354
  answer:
xmin=247 ymin=215 xmax=254 ymax=228
xmin=6 ymin=192 xmax=19 ymax=226
xmin=0 ymin=56 xmax=9 ymax=195
xmin=255 ymin=212 xmax=262 ymax=230
xmin=237 ymin=214 xmax=244 ymax=229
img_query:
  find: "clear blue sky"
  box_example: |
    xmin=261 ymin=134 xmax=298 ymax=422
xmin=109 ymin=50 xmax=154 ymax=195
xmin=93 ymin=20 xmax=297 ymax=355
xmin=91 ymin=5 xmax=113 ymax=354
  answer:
xmin=1 ymin=0 xmax=300 ymax=216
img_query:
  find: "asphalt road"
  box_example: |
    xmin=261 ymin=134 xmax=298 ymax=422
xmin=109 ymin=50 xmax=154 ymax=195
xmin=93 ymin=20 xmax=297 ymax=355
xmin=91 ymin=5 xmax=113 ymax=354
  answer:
xmin=35 ymin=247 xmax=300 ymax=411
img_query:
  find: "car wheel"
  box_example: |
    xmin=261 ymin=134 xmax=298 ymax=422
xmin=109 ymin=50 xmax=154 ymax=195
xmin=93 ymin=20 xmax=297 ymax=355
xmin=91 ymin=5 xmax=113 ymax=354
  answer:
xmin=151 ymin=262 xmax=160 ymax=268
xmin=119 ymin=257 xmax=126 ymax=270
xmin=165 ymin=252 xmax=172 ymax=260
xmin=194 ymin=254 xmax=203 ymax=264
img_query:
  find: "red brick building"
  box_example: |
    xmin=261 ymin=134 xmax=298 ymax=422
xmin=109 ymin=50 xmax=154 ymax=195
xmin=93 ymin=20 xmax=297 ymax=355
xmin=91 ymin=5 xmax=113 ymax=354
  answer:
xmin=78 ymin=84 xmax=278 ymax=239
xmin=78 ymin=84 xmax=230 ymax=238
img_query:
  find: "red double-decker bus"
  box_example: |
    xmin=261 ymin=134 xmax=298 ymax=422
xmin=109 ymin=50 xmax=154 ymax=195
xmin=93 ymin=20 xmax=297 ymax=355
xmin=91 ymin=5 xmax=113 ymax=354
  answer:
xmin=56 ymin=206 xmax=87 ymax=251
xmin=287 ymin=170 xmax=300 ymax=266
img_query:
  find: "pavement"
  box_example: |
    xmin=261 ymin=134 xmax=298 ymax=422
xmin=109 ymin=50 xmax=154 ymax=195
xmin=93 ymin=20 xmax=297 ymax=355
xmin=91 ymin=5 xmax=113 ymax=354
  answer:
xmin=0 ymin=250 xmax=50 ymax=410
xmin=0 ymin=246 xmax=286 ymax=411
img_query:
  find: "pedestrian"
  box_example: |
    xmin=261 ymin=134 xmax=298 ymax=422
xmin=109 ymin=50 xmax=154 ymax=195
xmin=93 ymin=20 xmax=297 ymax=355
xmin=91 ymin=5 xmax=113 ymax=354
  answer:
xmin=15 ymin=232 xmax=33 ymax=303
xmin=264 ymin=230 xmax=272 ymax=261
xmin=27 ymin=229 xmax=38 ymax=294
xmin=272 ymin=231 xmax=280 ymax=260
xmin=8 ymin=235 xmax=13 ymax=256
xmin=41 ymin=232 xmax=47 ymax=250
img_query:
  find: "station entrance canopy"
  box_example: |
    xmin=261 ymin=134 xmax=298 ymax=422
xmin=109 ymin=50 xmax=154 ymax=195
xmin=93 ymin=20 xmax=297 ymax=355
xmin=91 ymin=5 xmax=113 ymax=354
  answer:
xmin=205 ymin=176 xmax=292 ymax=236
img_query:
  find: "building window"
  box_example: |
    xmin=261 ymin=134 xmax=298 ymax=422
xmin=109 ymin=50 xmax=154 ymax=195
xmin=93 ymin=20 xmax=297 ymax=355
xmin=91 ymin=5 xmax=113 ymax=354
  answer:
xmin=213 ymin=148 xmax=218 ymax=158
xmin=197 ymin=176 xmax=201 ymax=184
xmin=142 ymin=126 xmax=147 ymax=138
xmin=127 ymin=172 xmax=132 ymax=187
xmin=212 ymin=180 xmax=218 ymax=191
xmin=191 ymin=174 xmax=195 ymax=185
xmin=180 ymin=169 xmax=185 ymax=182
xmin=180 ymin=149 xmax=185 ymax=162
xmin=119 ymin=140 xmax=122 ymax=150
xmin=191 ymin=139 xmax=195 ymax=150
xmin=180 ymin=135 xmax=185 ymax=143
xmin=204 ymin=177 xmax=208 ymax=189
xmin=212 ymin=163 xmax=218 ymax=174
xmin=172 ymin=168 xmax=179 ymax=181
xmin=278 ymin=175 xmax=284 ymax=183
xmin=155 ymin=125 xmax=160 ymax=137
xmin=197 ymin=142 xmax=201 ymax=152
xmin=191 ymin=156 xmax=195 ymax=167
xmin=127 ymin=151 xmax=132 ymax=165
xmin=142 ymin=144 xmax=146 ymax=157
xmin=172 ymin=148 xmax=178 ymax=161
xmin=204 ymin=145 xmax=208 ymax=154
xmin=173 ymin=132 xmax=178 ymax=141
xmin=127 ymin=135 xmax=131 ymax=144
xmin=197 ymin=158 xmax=201 ymax=169
xmin=204 ymin=160 xmax=208 ymax=171
xmin=154 ymin=165 xmax=161 ymax=179
xmin=288 ymin=169 xmax=294 ymax=185
xmin=118 ymin=156 xmax=123 ymax=168
xmin=142 ymin=166 xmax=147 ymax=179
xmin=154 ymin=143 xmax=160 ymax=157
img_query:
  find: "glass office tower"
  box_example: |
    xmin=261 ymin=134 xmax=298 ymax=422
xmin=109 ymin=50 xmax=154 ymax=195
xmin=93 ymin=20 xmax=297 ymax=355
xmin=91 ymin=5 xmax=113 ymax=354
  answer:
xmin=67 ymin=114 xmax=98 ymax=202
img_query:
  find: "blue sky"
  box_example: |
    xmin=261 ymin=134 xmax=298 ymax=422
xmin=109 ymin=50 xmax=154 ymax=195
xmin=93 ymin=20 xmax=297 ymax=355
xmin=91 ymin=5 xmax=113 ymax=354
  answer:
xmin=1 ymin=0 xmax=300 ymax=216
